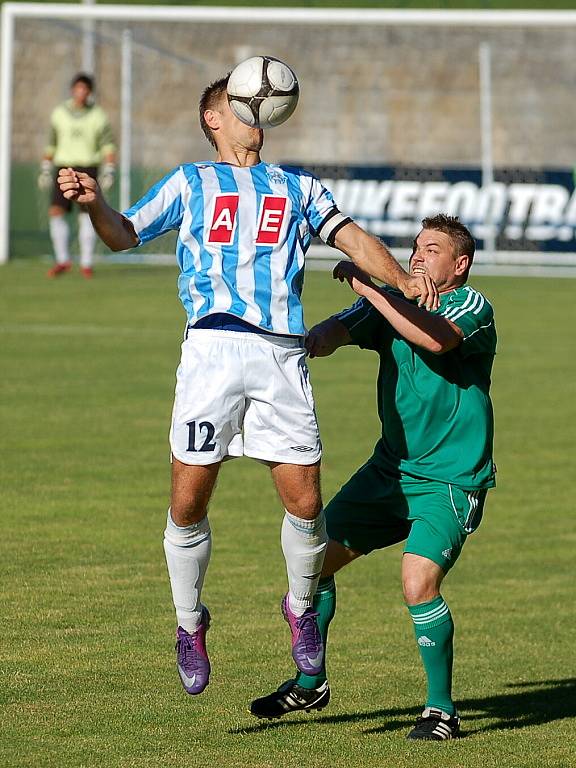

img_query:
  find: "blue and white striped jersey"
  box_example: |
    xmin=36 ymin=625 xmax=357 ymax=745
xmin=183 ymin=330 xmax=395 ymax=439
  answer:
xmin=123 ymin=162 xmax=350 ymax=335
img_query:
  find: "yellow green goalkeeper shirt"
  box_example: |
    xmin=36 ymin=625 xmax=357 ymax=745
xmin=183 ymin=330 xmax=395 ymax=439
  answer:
xmin=45 ymin=99 xmax=115 ymax=167
xmin=335 ymin=284 xmax=497 ymax=490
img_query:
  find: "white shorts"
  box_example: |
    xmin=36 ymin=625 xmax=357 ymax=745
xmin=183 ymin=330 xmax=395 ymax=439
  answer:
xmin=169 ymin=329 xmax=322 ymax=466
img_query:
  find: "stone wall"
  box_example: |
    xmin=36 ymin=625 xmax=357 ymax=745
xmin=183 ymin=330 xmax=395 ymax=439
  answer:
xmin=10 ymin=17 xmax=576 ymax=171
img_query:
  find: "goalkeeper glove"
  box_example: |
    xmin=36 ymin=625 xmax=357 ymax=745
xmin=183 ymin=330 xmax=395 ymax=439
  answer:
xmin=37 ymin=159 xmax=53 ymax=191
xmin=98 ymin=163 xmax=116 ymax=191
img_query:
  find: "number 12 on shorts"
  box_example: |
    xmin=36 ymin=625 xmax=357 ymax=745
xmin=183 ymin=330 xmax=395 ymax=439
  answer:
xmin=186 ymin=420 xmax=216 ymax=452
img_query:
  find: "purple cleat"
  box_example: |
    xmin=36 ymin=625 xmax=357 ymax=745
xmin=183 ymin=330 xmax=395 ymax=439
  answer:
xmin=175 ymin=607 xmax=211 ymax=695
xmin=281 ymin=594 xmax=324 ymax=676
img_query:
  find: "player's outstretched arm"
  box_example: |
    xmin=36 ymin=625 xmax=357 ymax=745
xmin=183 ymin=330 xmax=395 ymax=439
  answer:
xmin=306 ymin=317 xmax=352 ymax=358
xmin=57 ymin=168 xmax=138 ymax=251
xmin=333 ymin=261 xmax=462 ymax=354
xmin=333 ymin=222 xmax=439 ymax=311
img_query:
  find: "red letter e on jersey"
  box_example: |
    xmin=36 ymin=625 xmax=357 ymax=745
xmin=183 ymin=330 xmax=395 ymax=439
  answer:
xmin=256 ymin=196 xmax=287 ymax=245
xmin=208 ymin=194 xmax=239 ymax=245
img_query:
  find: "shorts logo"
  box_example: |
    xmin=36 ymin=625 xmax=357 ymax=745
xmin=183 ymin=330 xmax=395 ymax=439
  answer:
xmin=290 ymin=445 xmax=315 ymax=452
xmin=442 ymin=548 xmax=453 ymax=560
xmin=208 ymin=194 xmax=239 ymax=245
xmin=418 ymin=635 xmax=436 ymax=647
xmin=256 ymin=195 xmax=287 ymax=244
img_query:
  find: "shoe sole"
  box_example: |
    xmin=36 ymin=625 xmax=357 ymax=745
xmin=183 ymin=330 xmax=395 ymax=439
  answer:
xmin=251 ymin=690 xmax=330 ymax=720
xmin=252 ymin=703 xmax=328 ymax=720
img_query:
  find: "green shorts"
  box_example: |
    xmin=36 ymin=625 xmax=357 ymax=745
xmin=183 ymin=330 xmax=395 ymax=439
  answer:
xmin=325 ymin=459 xmax=488 ymax=572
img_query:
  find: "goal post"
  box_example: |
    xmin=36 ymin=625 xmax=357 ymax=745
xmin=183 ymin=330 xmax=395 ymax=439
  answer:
xmin=3 ymin=3 xmax=576 ymax=273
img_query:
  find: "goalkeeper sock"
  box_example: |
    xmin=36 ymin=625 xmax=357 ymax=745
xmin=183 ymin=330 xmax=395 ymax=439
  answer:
xmin=49 ymin=215 xmax=70 ymax=265
xmin=78 ymin=213 xmax=96 ymax=268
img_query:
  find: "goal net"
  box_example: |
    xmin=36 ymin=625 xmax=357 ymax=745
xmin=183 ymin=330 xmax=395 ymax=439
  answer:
xmin=3 ymin=4 xmax=576 ymax=274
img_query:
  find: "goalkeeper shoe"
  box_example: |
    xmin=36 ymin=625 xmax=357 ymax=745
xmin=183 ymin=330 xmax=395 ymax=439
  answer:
xmin=281 ymin=594 xmax=324 ymax=675
xmin=47 ymin=262 xmax=72 ymax=278
xmin=175 ymin=607 xmax=211 ymax=695
xmin=406 ymin=707 xmax=461 ymax=741
xmin=250 ymin=679 xmax=330 ymax=719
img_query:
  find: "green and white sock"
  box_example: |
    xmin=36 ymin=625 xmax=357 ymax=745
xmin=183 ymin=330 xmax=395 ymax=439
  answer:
xmin=408 ymin=595 xmax=455 ymax=716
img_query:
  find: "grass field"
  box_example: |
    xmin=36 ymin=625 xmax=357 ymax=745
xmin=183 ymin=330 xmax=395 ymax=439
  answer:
xmin=1 ymin=263 xmax=575 ymax=768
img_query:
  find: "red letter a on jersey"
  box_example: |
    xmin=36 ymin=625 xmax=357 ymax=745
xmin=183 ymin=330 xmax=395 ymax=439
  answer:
xmin=208 ymin=194 xmax=239 ymax=244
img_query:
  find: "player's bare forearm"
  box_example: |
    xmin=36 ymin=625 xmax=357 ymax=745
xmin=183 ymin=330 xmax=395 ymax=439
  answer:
xmin=84 ymin=198 xmax=137 ymax=251
xmin=333 ymin=261 xmax=460 ymax=353
xmin=333 ymin=223 xmax=439 ymax=310
xmin=334 ymin=222 xmax=406 ymax=286
xmin=362 ymin=283 xmax=462 ymax=354
xmin=306 ymin=317 xmax=351 ymax=358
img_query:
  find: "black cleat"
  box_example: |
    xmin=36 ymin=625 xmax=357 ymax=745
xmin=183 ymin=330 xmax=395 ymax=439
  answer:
xmin=250 ymin=679 xmax=330 ymax=719
xmin=407 ymin=707 xmax=461 ymax=740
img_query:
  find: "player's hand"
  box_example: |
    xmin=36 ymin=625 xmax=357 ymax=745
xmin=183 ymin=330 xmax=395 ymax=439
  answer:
xmin=305 ymin=320 xmax=345 ymax=358
xmin=98 ymin=163 xmax=116 ymax=192
xmin=333 ymin=260 xmax=375 ymax=296
xmin=57 ymin=167 xmax=100 ymax=205
xmin=306 ymin=326 xmax=329 ymax=358
xmin=37 ymin=160 xmax=53 ymax=191
xmin=399 ymin=273 xmax=440 ymax=311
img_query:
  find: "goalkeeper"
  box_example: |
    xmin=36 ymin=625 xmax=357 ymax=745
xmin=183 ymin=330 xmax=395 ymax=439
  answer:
xmin=39 ymin=73 xmax=116 ymax=278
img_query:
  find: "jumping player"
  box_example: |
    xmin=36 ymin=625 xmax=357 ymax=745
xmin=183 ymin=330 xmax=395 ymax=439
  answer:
xmin=56 ymin=74 xmax=437 ymax=698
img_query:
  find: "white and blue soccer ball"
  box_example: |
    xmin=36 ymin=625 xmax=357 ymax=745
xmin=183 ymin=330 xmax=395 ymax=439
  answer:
xmin=227 ymin=56 xmax=299 ymax=129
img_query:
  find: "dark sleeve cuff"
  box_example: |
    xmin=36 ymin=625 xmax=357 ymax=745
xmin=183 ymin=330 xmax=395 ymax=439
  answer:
xmin=317 ymin=209 xmax=352 ymax=246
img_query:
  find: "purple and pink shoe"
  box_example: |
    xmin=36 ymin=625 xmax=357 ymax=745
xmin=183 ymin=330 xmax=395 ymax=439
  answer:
xmin=176 ymin=607 xmax=211 ymax=695
xmin=281 ymin=594 xmax=324 ymax=675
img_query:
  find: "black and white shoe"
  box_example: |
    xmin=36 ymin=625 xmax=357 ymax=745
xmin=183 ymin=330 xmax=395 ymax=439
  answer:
xmin=250 ymin=679 xmax=330 ymax=719
xmin=407 ymin=707 xmax=461 ymax=740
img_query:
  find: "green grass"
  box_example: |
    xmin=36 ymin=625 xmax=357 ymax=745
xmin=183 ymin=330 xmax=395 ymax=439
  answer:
xmin=1 ymin=264 xmax=575 ymax=768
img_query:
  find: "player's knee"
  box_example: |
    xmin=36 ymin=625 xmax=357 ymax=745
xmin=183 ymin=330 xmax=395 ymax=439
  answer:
xmin=402 ymin=553 xmax=445 ymax=605
xmin=402 ymin=579 xmax=440 ymax=605
xmin=402 ymin=574 xmax=440 ymax=606
xmin=170 ymin=498 xmax=210 ymax=526
xmin=284 ymin=492 xmax=322 ymax=520
xmin=164 ymin=508 xmax=211 ymax=548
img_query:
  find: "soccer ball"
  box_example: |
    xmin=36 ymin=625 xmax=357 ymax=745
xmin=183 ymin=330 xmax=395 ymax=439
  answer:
xmin=227 ymin=56 xmax=299 ymax=129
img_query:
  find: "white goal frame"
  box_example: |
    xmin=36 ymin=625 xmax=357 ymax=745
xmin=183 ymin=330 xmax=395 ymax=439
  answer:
xmin=2 ymin=3 xmax=576 ymax=271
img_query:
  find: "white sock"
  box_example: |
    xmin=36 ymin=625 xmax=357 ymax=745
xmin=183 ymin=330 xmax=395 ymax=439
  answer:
xmin=281 ymin=509 xmax=327 ymax=616
xmin=49 ymin=215 xmax=70 ymax=264
xmin=163 ymin=509 xmax=212 ymax=633
xmin=78 ymin=213 xmax=96 ymax=268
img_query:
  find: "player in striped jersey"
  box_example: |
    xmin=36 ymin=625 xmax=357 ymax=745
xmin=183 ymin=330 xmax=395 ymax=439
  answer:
xmin=56 ymin=74 xmax=438 ymax=700
xmin=251 ymin=215 xmax=496 ymax=741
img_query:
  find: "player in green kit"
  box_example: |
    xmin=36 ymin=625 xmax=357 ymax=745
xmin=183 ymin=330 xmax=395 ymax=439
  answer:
xmin=251 ymin=215 xmax=496 ymax=740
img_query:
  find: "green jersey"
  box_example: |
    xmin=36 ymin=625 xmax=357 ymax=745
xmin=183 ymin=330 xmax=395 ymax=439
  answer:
xmin=335 ymin=285 xmax=497 ymax=489
xmin=46 ymin=99 xmax=115 ymax=167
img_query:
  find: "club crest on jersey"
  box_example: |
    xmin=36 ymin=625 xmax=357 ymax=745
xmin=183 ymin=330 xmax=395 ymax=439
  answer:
xmin=256 ymin=195 xmax=287 ymax=245
xmin=208 ymin=194 xmax=239 ymax=245
xmin=266 ymin=168 xmax=286 ymax=185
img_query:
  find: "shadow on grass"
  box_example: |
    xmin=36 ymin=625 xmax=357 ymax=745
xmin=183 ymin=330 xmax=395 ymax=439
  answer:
xmin=231 ymin=678 xmax=576 ymax=736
